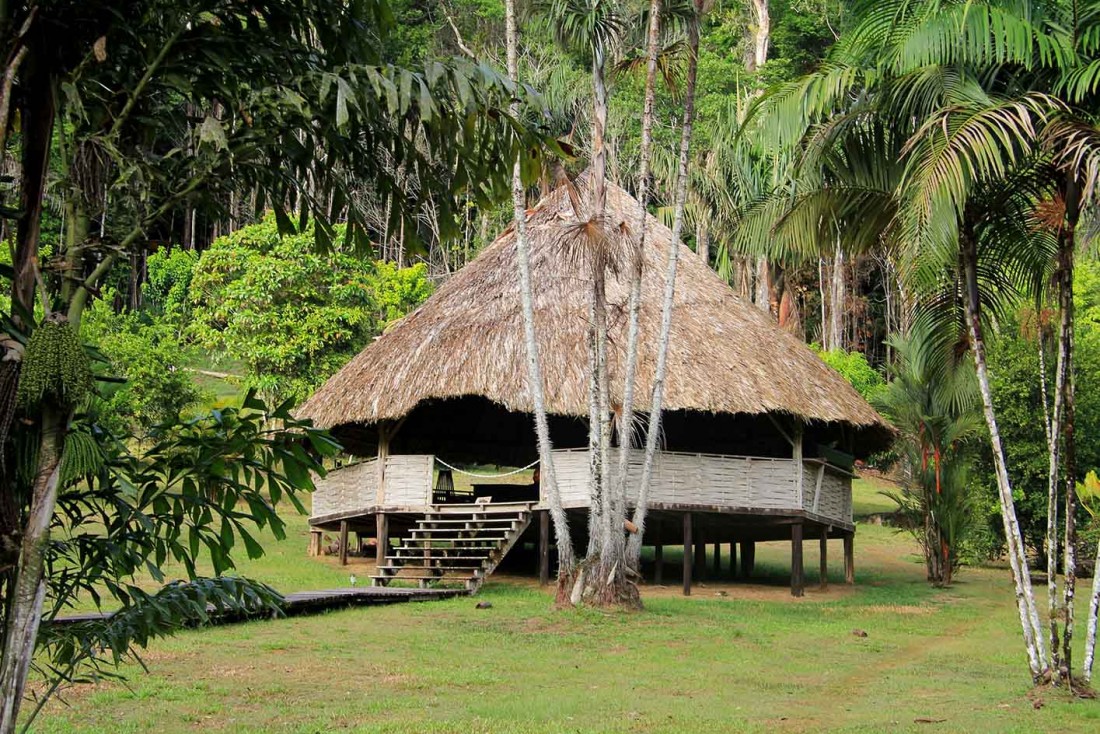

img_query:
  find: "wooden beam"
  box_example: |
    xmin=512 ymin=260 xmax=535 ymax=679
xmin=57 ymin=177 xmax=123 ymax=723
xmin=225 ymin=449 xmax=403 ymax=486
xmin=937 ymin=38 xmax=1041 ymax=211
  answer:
xmin=819 ymin=526 xmax=828 ymax=590
xmin=538 ymin=510 xmax=550 ymax=586
xmin=375 ymin=513 xmax=389 ymax=566
xmin=729 ymin=542 xmax=737 ymax=580
xmin=654 ymin=543 xmax=664 ymax=585
xmin=791 ymin=521 xmax=804 ymax=598
xmin=712 ymin=543 xmax=721 ymax=576
xmin=740 ymin=540 xmax=755 ymax=578
xmin=339 ymin=521 xmax=349 ymax=566
xmin=844 ymin=532 xmax=855 ymax=584
xmin=682 ymin=513 xmax=693 ymax=596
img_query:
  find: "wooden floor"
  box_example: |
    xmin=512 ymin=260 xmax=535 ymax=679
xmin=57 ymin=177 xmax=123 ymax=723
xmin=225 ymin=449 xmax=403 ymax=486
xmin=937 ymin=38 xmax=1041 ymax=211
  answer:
xmin=53 ymin=586 xmax=468 ymax=627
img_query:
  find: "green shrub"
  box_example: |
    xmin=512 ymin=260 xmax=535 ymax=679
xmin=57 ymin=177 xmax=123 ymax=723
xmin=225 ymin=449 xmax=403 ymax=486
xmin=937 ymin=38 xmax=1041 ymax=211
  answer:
xmin=188 ymin=216 xmax=431 ymax=402
xmin=814 ymin=348 xmax=887 ymax=403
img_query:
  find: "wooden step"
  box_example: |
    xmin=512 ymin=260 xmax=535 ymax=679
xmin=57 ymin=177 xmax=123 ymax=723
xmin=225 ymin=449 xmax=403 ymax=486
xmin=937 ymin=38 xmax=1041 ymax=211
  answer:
xmin=408 ymin=531 xmax=511 ymax=541
xmin=386 ymin=558 xmax=488 ymax=568
xmin=413 ymin=528 xmax=514 ymax=539
xmin=419 ymin=518 xmax=521 ymax=526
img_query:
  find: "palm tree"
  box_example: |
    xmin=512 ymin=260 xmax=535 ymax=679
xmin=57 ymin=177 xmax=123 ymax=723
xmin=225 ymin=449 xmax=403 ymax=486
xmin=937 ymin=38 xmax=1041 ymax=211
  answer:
xmin=547 ymin=0 xmax=638 ymax=607
xmin=875 ymin=325 xmax=983 ymax=587
xmin=504 ymin=0 xmax=577 ymax=595
xmin=742 ymin=0 xmax=1093 ymax=682
xmin=627 ymin=0 xmax=704 ymax=568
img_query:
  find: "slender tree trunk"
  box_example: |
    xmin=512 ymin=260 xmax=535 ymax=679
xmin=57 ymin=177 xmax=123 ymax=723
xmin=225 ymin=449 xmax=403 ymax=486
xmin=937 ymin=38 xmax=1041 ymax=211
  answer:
xmin=829 ymin=240 xmax=845 ymax=351
xmin=697 ymin=221 xmax=709 ymax=266
xmin=961 ymin=229 xmax=1048 ymax=681
xmin=503 ymin=0 xmax=575 ymax=585
xmin=1042 ymin=311 xmax=1063 ymax=675
xmin=614 ymin=0 xmax=661 ymax=574
xmin=755 ymin=256 xmax=771 ymax=314
xmin=748 ymin=0 xmax=770 ymax=72
xmin=1059 ymin=177 xmax=1080 ymax=682
xmin=11 ymin=58 xmax=54 ymax=320
xmin=626 ymin=0 xmax=703 ymax=567
xmin=0 ymin=406 xmax=65 ymax=732
xmin=1084 ymin=536 xmax=1100 ymax=682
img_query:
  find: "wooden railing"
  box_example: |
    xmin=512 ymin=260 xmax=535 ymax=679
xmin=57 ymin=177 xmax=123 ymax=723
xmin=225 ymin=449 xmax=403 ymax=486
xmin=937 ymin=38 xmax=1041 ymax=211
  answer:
xmin=311 ymin=450 xmax=853 ymax=527
xmin=549 ymin=449 xmax=852 ymax=525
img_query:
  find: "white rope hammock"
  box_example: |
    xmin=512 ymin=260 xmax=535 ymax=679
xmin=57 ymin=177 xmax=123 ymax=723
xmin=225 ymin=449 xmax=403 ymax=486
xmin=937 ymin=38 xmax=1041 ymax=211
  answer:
xmin=433 ymin=457 xmax=539 ymax=479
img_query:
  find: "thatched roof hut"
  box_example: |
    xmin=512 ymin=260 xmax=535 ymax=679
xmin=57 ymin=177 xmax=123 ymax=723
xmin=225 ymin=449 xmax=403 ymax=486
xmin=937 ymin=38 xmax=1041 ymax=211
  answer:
xmin=300 ymin=177 xmax=892 ymax=463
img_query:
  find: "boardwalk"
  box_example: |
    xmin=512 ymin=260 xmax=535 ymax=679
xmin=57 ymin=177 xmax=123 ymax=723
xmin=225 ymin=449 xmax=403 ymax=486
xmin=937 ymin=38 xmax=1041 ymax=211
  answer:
xmin=53 ymin=586 xmax=468 ymax=627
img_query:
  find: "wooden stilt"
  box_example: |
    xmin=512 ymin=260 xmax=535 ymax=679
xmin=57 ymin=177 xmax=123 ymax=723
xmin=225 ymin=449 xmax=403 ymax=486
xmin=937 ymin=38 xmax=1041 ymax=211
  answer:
xmin=729 ymin=542 xmax=737 ymax=580
xmin=713 ymin=543 xmax=721 ymax=576
xmin=791 ymin=521 xmax=804 ymax=598
xmin=683 ymin=514 xmax=693 ymax=596
xmin=740 ymin=540 xmax=755 ymax=578
xmin=538 ymin=510 xmax=550 ymax=586
xmin=308 ymin=529 xmax=322 ymax=557
xmin=375 ymin=513 xmax=389 ymax=566
xmin=694 ymin=538 xmax=706 ymax=580
xmin=819 ymin=527 xmax=828 ymax=590
xmin=654 ymin=543 xmax=664 ymax=585
xmin=844 ymin=532 xmax=855 ymax=584
xmin=339 ymin=521 xmax=349 ymax=566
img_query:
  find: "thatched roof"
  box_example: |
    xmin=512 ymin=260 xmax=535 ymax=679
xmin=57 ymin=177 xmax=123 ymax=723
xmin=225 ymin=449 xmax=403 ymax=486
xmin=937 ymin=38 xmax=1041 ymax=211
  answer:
xmin=300 ymin=177 xmax=892 ymax=448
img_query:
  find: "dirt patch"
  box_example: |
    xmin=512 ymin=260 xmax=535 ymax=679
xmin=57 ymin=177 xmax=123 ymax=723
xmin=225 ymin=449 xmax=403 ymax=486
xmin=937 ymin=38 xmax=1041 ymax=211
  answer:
xmin=863 ymin=604 xmax=936 ymax=615
xmin=639 ymin=581 xmax=857 ymax=603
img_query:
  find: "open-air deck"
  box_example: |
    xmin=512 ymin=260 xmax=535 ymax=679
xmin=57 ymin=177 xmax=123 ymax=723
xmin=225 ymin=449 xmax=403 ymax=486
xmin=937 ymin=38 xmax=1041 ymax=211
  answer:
xmin=308 ymin=448 xmax=857 ymax=596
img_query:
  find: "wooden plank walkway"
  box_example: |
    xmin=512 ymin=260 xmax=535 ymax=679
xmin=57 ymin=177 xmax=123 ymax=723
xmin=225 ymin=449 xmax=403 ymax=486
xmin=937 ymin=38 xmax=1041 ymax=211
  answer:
xmin=52 ymin=586 xmax=469 ymax=627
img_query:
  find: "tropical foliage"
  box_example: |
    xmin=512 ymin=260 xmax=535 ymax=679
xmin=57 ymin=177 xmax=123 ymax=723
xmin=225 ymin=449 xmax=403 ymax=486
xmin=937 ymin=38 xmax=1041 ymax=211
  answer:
xmin=189 ymin=217 xmax=432 ymax=402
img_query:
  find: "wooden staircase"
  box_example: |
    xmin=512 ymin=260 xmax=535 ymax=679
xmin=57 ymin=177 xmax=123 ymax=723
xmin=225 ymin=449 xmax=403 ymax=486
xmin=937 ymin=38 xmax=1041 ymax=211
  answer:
xmin=370 ymin=503 xmax=533 ymax=592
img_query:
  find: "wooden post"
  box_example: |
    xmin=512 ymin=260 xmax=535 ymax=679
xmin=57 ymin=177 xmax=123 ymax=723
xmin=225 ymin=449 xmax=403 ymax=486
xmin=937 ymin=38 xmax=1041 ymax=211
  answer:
xmin=339 ymin=521 xmax=349 ymax=566
xmin=654 ymin=543 xmax=664 ymax=585
xmin=729 ymin=542 xmax=737 ymax=580
xmin=308 ymin=529 xmax=323 ymax=557
xmin=682 ymin=514 xmax=693 ymax=596
xmin=791 ymin=521 xmax=804 ymax=597
xmin=819 ymin=527 xmax=828 ymax=590
xmin=844 ymin=532 xmax=855 ymax=584
xmin=375 ymin=513 xmax=389 ymax=566
xmin=538 ymin=510 xmax=550 ymax=585
xmin=694 ymin=538 xmax=706 ymax=580
xmin=740 ymin=540 xmax=755 ymax=578
xmin=712 ymin=543 xmax=721 ymax=576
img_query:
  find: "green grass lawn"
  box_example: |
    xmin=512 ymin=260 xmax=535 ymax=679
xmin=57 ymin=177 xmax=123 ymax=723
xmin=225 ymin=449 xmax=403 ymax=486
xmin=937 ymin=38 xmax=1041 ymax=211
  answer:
xmin=32 ymin=477 xmax=1100 ymax=734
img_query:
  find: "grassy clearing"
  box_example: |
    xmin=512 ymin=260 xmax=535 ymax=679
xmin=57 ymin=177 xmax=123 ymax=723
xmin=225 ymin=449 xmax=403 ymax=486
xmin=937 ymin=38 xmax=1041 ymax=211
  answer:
xmin=34 ymin=477 xmax=1100 ymax=733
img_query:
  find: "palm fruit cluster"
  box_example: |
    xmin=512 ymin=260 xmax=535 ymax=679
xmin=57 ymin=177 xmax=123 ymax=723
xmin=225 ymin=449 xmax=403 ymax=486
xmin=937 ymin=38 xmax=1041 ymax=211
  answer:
xmin=16 ymin=319 xmax=93 ymax=409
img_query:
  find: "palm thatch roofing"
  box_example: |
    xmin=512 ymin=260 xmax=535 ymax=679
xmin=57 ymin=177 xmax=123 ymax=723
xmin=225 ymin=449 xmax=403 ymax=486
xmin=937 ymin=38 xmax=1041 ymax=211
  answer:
xmin=300 ymin=176 xmax=893 ymax=453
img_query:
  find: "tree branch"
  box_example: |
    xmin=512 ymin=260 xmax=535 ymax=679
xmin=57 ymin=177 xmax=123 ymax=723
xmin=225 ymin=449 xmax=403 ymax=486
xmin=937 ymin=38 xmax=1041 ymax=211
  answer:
xmin=440 ymin=3 xmax=476 ymax=59
xmin=108 ymin=23 xmax=186 ymax=139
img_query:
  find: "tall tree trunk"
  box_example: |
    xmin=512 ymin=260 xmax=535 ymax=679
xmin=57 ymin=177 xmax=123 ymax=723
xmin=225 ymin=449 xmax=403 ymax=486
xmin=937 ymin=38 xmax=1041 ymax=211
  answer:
xmin=1059 ymin=176 xmax=1080 ymax=682
xmin=627 ymin=0 xmax=703 ymax=568
xmin=961 ymin=229 xmax=1048 ymax=681
xmin=1084 ymin=536 xmax=1100 ymax=682
xmin=697 ymin=221 xmax=709 ymax=266
xmin=0 ymin=406 xmax=65 ymax=733
xmin=614 ymin=0 xmax=661 ymax=575
xmin=829 ymin=242 xmax=845 ymax=351
xmin=11 ymin=57 xmax=54 ymax=321
xmin=754 ymin=256 xmax=770 ymax=314
xmin=503 ymin=0 xmax=575 ymax=586
xmin=1042 ymin=312 xmax=1062 ymax=675
xmin=747 ymin=0 xmax=770 ymax=72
